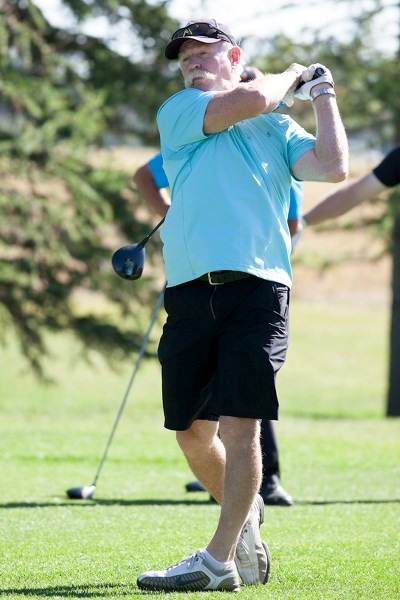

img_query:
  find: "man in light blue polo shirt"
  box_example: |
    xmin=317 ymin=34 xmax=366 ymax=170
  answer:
xmin=133 ymin=150 xmax=300 ymax=507
xmin=137 ymin=18 xmax=348 ymax=593
xmin=158 ymin=93 xmax=311 ymax=287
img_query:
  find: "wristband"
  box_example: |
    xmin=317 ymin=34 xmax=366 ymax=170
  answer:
xmin=311 ymin=87 xmax=336 ymax=102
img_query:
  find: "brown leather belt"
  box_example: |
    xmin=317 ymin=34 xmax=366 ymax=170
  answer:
xmin=198 ymin=271 xmax=252 ymax=285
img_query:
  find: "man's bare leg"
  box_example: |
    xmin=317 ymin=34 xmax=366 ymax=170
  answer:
xmin=177 ymin=419 xmax=224 ymax=504
xmin=208 ymin=417 xmax=262 ymax=562
xmin=177 ymin=417 xmax=262 ymax=563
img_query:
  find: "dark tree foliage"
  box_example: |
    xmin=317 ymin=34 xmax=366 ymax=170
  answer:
xmin=0 ymin=0 xmax=180 ymax=376
xmin=1 ymin=0 xmax=400 ymax=409
xmin=250 ymin=33 xmax=398 ymax=147
xmin=40 ymin=0 xmax=182 ymax=144
xmin=248 ymin=3 xmax=400 ymax=416
xmin=388 ymin=196 xmax=400 ymax=416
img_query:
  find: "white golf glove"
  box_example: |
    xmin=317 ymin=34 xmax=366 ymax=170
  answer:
xmin=294 ymin=63 xmax=334 ymax=101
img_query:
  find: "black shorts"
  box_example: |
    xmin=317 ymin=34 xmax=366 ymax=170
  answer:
xmin=158 ymin=276 xmax=290 ymax=431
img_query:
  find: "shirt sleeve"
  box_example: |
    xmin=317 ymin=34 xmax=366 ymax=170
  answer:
xmin=288 ymin=179 xmax=304 ymax=219
xmin=157 ymin=88 xmax=214 ymax=152
xmin=285 ymin=116 xmax=316 ymax=167
xmin=148 ymin=152 xmax=169 ymax=189
xmin=372 ymin=146 xmax=400 ymax=187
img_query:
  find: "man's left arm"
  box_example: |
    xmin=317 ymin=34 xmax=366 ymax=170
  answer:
xmin=291 ymin=64 xmax=349 ymax=184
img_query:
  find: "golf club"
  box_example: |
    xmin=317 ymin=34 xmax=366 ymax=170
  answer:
xmin=112 ymin=217 xmax=165 ymax=280
xmin=295 ymin=66 xmax=326 ymax=90
xmin=66 ymin=285 xmax=165 ymax=500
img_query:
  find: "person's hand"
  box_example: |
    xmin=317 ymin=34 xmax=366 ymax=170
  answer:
xmin=240 ymin=66 xmax=263 ymax=82
xmin=294 ymin=64 xmax=334 ymax=101
xmin=282 ymin=63 xmax=307 ymax=107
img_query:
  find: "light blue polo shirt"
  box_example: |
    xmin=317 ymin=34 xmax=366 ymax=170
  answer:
xmin=157 ymin=87 xmax=315 ymax=288
xmin=148 ymin=150 xmax=304 ymax=218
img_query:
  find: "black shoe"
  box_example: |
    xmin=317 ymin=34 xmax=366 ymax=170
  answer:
xmin=260 ymin=474 xmax=294 ymax=506
xmin=185 ymin=480 xmax=206 ymax=492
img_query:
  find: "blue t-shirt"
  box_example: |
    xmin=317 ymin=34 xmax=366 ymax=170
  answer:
xmin=288 ymin=179 xmax=304 ymax=219
xmin=148 ymin=152 xmax=169 ymax=189
xmin=157 ymin=87 xmax=314 ymax=288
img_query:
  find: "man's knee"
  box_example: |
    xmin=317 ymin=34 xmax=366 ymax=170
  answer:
xmin=176 ymin=420 xmax=218 ymax=456
xmin=176 ymin=428 xmax=197 ymax=455
xmin=219 ymin=417 xmax=261 ymax=452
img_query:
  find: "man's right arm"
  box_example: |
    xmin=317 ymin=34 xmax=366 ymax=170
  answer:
xmin=203 ymin=64 xmax=305 ymax=134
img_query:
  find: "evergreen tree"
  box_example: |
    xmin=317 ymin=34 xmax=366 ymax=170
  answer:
xmin=0 ymin=0 xmax=180 ymax=376
xmin=2 ymin=0 xmax=399 ymax=407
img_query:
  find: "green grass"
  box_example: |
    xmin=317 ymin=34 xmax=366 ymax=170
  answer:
xmin=0 ymin=300 xmax=399 ymax=599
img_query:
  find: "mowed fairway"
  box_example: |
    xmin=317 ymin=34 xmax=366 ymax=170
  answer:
xmin=0 ymin=154 xmax=399 ymax=599
xmin=1 ymin=292 xmax=399 ymax=600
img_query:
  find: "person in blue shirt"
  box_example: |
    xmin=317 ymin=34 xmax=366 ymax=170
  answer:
xmin=136 ymin=18 xmax=347 ymax=593
xmin=133 ymin=150 xmax=303 ymax=506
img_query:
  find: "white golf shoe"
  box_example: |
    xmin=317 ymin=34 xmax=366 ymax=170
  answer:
xmin=137 ymin=549 xmax=240 ymax=592
xmin=235 ymin=493 xmax=271 ymax=584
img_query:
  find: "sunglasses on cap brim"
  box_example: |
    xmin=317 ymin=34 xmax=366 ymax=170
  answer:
xmin=171 ymin=22 xmax=236 ymax=45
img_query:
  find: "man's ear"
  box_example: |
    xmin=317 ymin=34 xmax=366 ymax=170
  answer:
xmin=229 ymin=46 xmax=241 ymax=67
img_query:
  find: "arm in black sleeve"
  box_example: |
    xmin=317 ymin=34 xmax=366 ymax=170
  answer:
xmin=372 ymin=146 xmax=400 ymax=187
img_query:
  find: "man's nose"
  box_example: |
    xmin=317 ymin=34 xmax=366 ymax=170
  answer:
xmin=187 ymin=55 xmax=202 ymax=69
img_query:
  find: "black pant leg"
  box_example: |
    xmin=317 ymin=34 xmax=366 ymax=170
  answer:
xmin=260 ymin=419 xmax=280 ymax=479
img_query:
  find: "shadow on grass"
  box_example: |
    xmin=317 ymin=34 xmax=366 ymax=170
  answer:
xmin=0 ymin=497 xmax=399 ymax=509
xmin=0 ymin=498 xmax=216 ymax=509
xmin=296 ymin=498 xmax=400 ymax=506
xmin=0 ymin=583 xmax=135 ymax=597
xmin=281 ymin=412 xmax=392 ymax=420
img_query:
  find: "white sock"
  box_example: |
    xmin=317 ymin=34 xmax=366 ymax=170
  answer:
xmin=201 ymin=548 xmax=234 ymax=570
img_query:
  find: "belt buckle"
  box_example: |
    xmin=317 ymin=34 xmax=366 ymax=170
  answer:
xmin=207 ymin=272 xmax=224 ymax=285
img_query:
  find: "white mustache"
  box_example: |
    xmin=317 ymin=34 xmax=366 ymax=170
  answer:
xmin=184 ymin=69 xmax=216 ymax=87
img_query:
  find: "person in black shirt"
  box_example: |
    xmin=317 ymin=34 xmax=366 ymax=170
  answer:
xmin=303 ymin=146 xmax=400 ymax=225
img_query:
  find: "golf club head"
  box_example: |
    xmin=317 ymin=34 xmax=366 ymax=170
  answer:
xmin=112 ymin=243 xmax=145 ymax=280
xmin=66 ymin=485 xmax=96 ymax=500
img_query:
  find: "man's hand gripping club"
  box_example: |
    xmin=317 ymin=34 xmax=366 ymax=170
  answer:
xmin=294 ymin=63 xmax=334 ymax=101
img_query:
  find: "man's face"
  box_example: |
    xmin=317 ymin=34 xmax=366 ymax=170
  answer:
xmin=178 ymin=40 xmax=238 ymax=91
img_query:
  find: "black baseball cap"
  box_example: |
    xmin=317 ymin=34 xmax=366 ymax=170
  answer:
xmin=165 ymin=20 xmax=237 ymax=60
